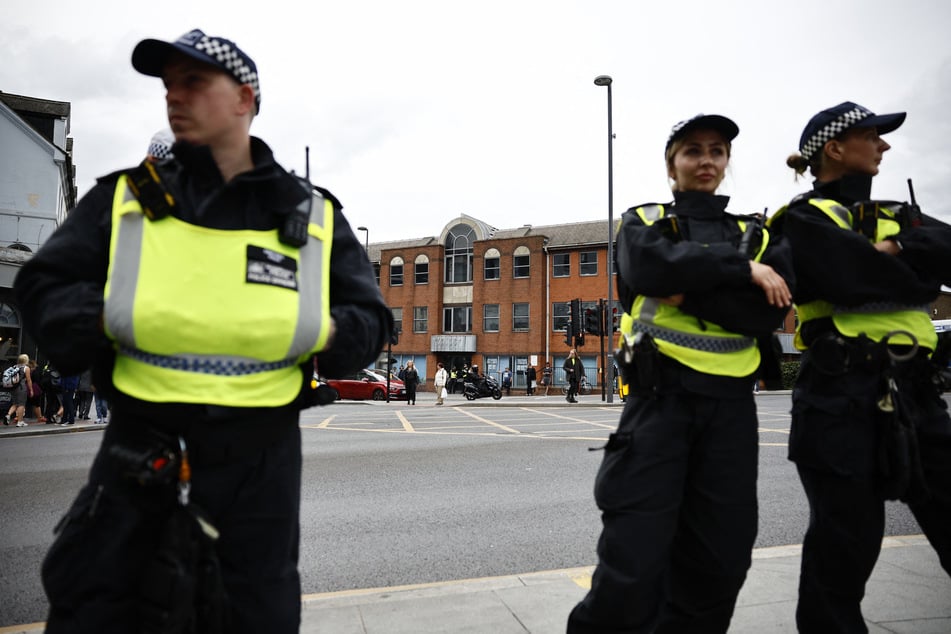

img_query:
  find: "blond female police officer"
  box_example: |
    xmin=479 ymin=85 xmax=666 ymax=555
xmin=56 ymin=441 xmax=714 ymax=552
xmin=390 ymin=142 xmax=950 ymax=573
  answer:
xmin=567 ymin=114 xmax=793 ymax=633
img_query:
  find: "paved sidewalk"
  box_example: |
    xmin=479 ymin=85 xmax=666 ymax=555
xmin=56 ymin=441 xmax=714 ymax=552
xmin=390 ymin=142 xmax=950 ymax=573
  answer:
xmin=294 ymin=536 xmax=949 ymax=634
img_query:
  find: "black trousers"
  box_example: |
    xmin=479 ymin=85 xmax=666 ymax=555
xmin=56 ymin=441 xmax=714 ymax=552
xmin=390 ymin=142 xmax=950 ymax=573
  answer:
xmin=791 ymin=352 xmax=951 ymax=633
xmin=567 ymin=388 xmax=759 ymax=633
xmin=566 ymin=378 xmax=578 ymax=400
xmin=42 ymin=413 xmax=303 ymax=634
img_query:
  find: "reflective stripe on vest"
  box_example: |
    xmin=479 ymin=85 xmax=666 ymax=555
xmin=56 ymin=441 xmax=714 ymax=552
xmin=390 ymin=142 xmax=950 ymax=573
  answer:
xmin=618 ymin=205 xmax=763 ymax=377
xmin=104 ymin=175 xmax=334 ymax=406
xmin=790 ymin=198 xmax=937 ymax=351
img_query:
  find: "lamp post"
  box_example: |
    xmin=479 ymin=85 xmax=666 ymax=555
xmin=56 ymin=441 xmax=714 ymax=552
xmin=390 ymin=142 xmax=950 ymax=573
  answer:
xmin=357 ymin=226 xmax=369 ymax=252
xmin=594 ymin=74 xmax=614 ymax=403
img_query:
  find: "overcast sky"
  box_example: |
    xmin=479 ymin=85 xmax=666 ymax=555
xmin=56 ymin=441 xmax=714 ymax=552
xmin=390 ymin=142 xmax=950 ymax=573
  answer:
xmin=4 ymin=0 xmax=950 ymax=243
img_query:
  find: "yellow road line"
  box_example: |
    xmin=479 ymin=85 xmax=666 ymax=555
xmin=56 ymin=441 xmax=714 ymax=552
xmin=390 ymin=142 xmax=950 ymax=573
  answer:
xmin=457 ymin=408 xmax=521 ymax=434
xmin=396 ymin=410 xmax=415 ymax=432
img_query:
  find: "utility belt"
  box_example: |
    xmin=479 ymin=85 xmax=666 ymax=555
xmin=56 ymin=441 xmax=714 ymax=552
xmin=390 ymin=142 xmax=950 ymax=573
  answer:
xmin=807 ymin=329 xmax=936 ymax=504
xmin=807 ymin=331 xmax=921 ymax=376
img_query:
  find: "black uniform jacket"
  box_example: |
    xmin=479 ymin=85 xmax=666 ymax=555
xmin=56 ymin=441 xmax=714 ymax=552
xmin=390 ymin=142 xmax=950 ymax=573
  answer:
xmin=770 ymin=175 xmax=951 ymax=345
xmin=14 ymin=138 xmax=392 ymax=417
xmin=616 ymin=191 xmax=794 ymax=338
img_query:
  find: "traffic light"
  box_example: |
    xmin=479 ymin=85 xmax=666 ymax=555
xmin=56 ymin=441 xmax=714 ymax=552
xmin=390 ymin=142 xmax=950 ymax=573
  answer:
xmin=569 ymin=299 xmax=583 ymax=347
xmin=584 ymin=307 xmax=602 ymax=336
xmin=610 ymin=306 xmax=619 ymax=333
xmin=564 ymin=321 xmax=574 ymax=346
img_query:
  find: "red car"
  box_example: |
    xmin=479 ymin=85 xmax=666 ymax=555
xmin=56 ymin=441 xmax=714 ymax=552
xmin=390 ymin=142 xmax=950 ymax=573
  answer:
xmin=324 ymin=369 xmax=406 ymax=401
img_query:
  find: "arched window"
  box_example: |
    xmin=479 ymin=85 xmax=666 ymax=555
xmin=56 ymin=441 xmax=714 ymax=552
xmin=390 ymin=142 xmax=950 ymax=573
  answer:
xmin=483 ymin=248 xmax=500 ymax=280
xmin=445 ymin=224 xmax=474 ymax=283
xmin=414 ymin=254 xmax=430 ymax=285
xmin=389 ymin=256 xmax=404 ymax=286
xmin=513 ymin=246 xmax=530 ymax=278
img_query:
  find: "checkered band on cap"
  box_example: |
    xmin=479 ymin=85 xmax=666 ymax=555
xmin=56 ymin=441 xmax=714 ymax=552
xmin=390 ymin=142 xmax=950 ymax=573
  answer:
xmin=799 ymin=105 xmax=872 ymax=162
xmin=192 ymin=33 xmax=261 ymax=107
xmin=147 ymin=140 xmax=172 ymax=160
xmin=147 ymin=129 xmax=174 ymax=159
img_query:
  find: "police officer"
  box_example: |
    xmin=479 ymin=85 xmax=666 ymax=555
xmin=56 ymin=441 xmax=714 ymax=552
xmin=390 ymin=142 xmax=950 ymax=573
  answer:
xmin=15 ymin=29 xmax=391 ymax=633
xmin=567 ymin=114 xmax=794 ymax=633
xmin=768 ymin=102 xmax=951 ymax=633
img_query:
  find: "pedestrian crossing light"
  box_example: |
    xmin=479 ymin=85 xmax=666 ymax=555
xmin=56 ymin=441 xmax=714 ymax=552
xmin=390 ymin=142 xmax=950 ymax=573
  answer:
xmin=611 ymin=306 xmax=619 ymax=332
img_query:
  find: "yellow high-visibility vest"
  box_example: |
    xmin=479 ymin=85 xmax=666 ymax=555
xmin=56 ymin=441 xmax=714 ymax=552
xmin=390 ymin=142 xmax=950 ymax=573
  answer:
xmin=771 ymin=198 xmax=935 ymax=351
xmin=617 ymin=204 xmax=767 ymax=377
xmin=103 ymin=175 xmax=334 ymax=406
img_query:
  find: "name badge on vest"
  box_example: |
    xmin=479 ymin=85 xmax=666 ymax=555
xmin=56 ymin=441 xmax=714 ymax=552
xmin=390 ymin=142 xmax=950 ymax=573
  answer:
xmin=246 ymin=245 xmax=299 ymax=290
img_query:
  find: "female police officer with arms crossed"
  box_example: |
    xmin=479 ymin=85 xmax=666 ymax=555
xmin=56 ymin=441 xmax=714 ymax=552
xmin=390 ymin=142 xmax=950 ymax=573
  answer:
xmin=15 ymin=29 xmax=391 ymax=633
xmin=768 ymin=102 xmax=951 ymax=633
xmin=567 ymin=114 xmax=793 ymax=633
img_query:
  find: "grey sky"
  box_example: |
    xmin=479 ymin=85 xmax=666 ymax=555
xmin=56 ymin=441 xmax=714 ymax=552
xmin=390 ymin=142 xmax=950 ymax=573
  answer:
xmin=4 ymin=0 xmax=950 ymax=242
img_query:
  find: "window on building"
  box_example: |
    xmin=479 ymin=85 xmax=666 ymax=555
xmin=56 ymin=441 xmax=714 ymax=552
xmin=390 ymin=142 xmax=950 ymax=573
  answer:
xmin=512 ymin=303 xmax=529 ymax=331
xmin=483 ymin=304 xmax=500 ymax=332
xmin=414 ymin=255 xmax=429 ymax=285
xmin=513 ymin=246 xmax=530 ymax=278
xmin=553 ymin=302 xmax=570 ymax=331
xmin=484 ymin=248 xmax=500 ymax=280
xmin=372 ymin=262 xmax=380 ymax=286
xmin=413 ymin=306 xmax=428 ymax=333
xmin=391 ymin=307 xmax=403 ymax=335
xmin=445 ymin=224 xmax=475 ymax=283
xmin=580 ymin=251 xmax=598 ymax=276
xmin=443 ymin=306 xmax=473 ymax=333
xmin=389 ymin=256 xmax=404 ymax=286
xmin=553 ymin=253 xmax=570 ymax=277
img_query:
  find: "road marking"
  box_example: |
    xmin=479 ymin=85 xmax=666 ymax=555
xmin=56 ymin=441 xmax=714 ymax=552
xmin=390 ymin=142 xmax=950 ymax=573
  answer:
xmin=457 ymin=408 xmax=522 ymax=434
xmin=396 ymin=410 xmax=415 ymax=432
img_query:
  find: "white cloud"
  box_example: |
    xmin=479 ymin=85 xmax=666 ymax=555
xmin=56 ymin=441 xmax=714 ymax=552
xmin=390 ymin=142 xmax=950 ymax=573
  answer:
xmin=3 ymin=0 xmax=950 ymax=241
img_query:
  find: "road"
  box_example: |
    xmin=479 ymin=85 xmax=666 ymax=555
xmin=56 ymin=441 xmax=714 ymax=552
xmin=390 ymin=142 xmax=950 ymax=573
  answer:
xmin=0 ymin=394 xmax=926 ymax=627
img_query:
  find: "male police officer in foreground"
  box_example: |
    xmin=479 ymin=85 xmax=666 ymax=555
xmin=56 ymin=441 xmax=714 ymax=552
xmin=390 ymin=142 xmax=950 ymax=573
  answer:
xmin=15 ymin=29 xmax=391 ymax=633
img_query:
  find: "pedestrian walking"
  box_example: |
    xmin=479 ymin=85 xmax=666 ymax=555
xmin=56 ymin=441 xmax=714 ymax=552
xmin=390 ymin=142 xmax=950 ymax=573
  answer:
xmin=542 ymin=363 xmax=552 ymax=395
xmin=567 ymin=113 xmax=794 ymax=633
xmin=562 ymin=350 xmax=584 ymax=403
xmin=526 ymin=365 xmax=536 ymax=395
xmin=14 ymin=27 xmax=391 ymax=633
xmin=434 ymin=362 xmax=448 ymax=405
xmin=767 ymin=101 xmax=951 ymax=632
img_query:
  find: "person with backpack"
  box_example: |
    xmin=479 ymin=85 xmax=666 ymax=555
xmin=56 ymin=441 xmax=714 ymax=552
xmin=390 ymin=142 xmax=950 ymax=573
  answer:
xmin=4 ymin=354 xmax=33 ymax=427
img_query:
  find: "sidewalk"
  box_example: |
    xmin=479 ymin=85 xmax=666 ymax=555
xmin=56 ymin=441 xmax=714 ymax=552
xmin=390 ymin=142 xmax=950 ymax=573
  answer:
xmin=295 ymin=536 xmax=949 ymax=634
xmin=3 ymin=398 xmax=948 ymax=633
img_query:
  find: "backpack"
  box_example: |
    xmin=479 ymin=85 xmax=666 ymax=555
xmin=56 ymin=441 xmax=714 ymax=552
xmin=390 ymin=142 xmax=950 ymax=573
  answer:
xmin=2 ymin=365 xmax=23 ymax=389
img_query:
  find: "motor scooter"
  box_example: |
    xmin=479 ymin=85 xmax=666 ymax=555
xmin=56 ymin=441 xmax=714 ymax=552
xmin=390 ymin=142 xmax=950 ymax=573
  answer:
xmin=462 ymin=375 xmax=503 ymax=400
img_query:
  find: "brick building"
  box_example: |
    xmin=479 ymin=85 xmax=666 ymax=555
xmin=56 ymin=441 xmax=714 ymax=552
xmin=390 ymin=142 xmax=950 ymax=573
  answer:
xmin=370 ymin=213 xmax=619 ymax=392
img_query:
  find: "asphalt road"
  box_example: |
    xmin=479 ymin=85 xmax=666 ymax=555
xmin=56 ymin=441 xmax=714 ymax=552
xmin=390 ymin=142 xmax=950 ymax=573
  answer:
xmin=0 ymin=394 xmax=927 ymax=627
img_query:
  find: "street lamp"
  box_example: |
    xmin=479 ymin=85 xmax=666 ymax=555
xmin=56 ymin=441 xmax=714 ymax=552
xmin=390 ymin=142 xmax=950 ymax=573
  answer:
xmin=357 ymin=226 xmax=369 ymax=252
xmin=594 ymin=74 xmax=614 ymax=403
